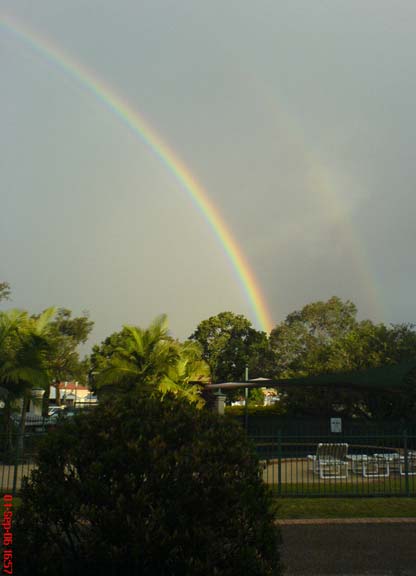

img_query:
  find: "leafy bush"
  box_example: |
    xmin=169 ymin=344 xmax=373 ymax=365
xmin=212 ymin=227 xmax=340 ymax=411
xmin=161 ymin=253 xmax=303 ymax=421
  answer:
xmin=225 ymin=403 xmax=286 ymax=417
xmin=15 ymin=394 xmax=282 ymax=575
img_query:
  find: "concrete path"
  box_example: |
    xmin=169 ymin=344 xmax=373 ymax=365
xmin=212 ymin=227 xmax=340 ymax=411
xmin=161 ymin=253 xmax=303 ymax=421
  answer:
xmin=279 ymin=519 xmax=416 ymax=575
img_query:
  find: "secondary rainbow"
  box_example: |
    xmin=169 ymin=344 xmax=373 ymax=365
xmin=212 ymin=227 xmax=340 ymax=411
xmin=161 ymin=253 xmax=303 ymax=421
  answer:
xmin=0 ymin=14 xmax=274 ymax=333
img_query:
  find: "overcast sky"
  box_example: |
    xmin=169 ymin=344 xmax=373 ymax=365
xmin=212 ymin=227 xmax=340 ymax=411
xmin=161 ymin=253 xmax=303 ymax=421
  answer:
xmin=1 ymin=0 xmax=415 ymax=346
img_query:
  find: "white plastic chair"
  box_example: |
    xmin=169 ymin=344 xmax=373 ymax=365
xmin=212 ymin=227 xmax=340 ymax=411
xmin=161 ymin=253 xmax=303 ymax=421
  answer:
xmin=308 ymin=443 xmax=349 ymax=479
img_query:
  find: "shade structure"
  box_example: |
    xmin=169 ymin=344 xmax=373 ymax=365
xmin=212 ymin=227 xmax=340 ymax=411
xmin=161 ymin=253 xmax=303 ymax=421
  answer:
xmin=205 ymin=359 xmax=416 ymax=392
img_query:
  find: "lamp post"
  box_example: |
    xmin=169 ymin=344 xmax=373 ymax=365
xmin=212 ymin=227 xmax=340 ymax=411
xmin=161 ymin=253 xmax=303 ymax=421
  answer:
xmin=244 ymin=365 xmax=249 ymax=432
xmin=0 ymin=387 xmax=9 ymax=436
xmin=214 ymin=387 xmax=227 ymax=415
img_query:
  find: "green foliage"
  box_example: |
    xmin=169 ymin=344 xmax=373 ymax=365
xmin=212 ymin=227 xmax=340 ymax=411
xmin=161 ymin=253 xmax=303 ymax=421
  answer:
xmin=190 ymin=312 xmax=273 ymax=382
xmin=90 ymin=325 xmax=132 ymax=373
xmin=0 ymin=306 xmax=92 ymax=396
xmin=0 ymin=309 xmax=52 ymax=396
xmin=248 ymin=387 xmax=266 ymax=406
xmin=190 ymin=312 xmax=274 ymax=408
xmin=15 ymin=394 xmax=282 ymax=576
xmin=0 ymin=308 xmax=55 ymax=440
xmin=270 ymin=296 xmax=358 ymax=377
xmin=0 ymin=303 xmax=94 ymax=427
xmin=44 ymin=308 xmax=93 ymax=384
xmin=38 ymin=307 xmax=93 ymax=413
xmin=270 ymin=297 xmax=416 ymax=418
xmin=225 ymin=402 xmax=286 ymax=417
xmin=51 ymin=308 xmax=93 ymax=344
xmin=0 ymin=281 xmax=11 ymax=302
xmin=93 ymin=315 xmax=209 ymax=406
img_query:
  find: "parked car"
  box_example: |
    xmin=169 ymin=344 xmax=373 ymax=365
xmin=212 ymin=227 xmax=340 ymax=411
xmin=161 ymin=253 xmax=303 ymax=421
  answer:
xmin=47 ymin=406 xmax=66 ymax=418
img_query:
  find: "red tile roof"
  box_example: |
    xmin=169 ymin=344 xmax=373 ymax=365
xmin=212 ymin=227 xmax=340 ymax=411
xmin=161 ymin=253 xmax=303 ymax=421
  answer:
xmin=54 ymin=382 xmax=90 ymax=391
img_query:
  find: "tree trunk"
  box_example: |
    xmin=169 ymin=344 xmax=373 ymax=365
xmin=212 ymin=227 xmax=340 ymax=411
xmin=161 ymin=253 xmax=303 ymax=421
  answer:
xmin=4 ymin=397 xmax=13 ymax=455
xmin=42 ymin=383 xmax=50 ymax=417
xmin=17 ymin=391 xmax=30 ymax=454
xmin=56 ymin=383 xmax=61 ymax=406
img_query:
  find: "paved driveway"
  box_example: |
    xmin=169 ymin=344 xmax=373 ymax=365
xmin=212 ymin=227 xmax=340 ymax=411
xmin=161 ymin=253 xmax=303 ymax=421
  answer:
xmin=280 ymin=519 xmax=416 ymax=575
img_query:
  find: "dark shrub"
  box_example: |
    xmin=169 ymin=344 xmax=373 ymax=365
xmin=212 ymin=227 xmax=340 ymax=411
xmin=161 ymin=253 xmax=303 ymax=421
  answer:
xmin=15 ymin=394 xmax=282 ymax=575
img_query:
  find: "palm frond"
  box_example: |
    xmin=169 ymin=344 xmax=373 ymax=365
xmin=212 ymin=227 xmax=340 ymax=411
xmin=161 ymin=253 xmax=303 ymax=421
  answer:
xmin=31 ymin=307 xmax=56 ymax=335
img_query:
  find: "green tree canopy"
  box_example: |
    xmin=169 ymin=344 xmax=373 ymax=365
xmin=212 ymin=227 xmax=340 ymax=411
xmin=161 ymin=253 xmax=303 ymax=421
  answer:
xmin=270 ymin=297 xmax=416 ymax=418
xmin=190 ymin=311 xmax=274 ymax=383
xmin=0 ymin=305 xmax=94 ymax=422
xmin=270 ymin=296 xmax=358 ymax=377
xmin=44 ymin=308 xmax=93 ymax=382
xmin=0 ymin=308 xmax=54 ymax=395
xmin=0 ymin=282 xmax=11 ymax=303
xmin=40 ymin=308 xmax=94 ymax=412
xmin=92 ymin=315 xmax=209 ymax=406
xmin=0 ymin=308 xmax=55 ymax=437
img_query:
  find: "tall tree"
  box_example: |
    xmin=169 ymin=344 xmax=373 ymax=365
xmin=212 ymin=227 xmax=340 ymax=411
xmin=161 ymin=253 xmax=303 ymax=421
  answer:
xmin=0 ymin=282 xmax=11 ymax=303
xmin=159 ymin=341 xmax=210 ymax=407
xmin=270 ymin=297 xmax=416 ymax=418
xmin=42 ymin=308 xmax=93 ymax=412
xmin=90 ymin=327 xmax=132 ymax=375
xmin=94 ymin=315 xmax=208 ymax=406
xmin=270 ymin=296 xmax=358 ymax=377
xmin=334 ymin=322 xmax=416 ymax=419
xmin=0 ymin=309 xmax=53 ymax=443
xmin=0 ymin=310 xmax=27 ymax=439
xmin=190 ymin=311 xmax=274 ymax=383
xmin=17 ymin=309 xmax=56 ymax=437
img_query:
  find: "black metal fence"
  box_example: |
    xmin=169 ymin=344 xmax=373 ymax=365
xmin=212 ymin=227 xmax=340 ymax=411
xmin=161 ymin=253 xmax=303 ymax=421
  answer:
xmin=234 ymin=415 xmax=416 ymax=436
xmin=3 ymin=429 xmax=416 ymax=497
xmin=252 ymin=432 xmax=416 ymax=497
xmin=0 ymin=432 xmax=46 ymax=494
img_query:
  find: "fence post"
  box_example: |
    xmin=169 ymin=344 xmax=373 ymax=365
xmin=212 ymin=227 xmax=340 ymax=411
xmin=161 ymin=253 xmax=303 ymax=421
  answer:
xmin=11 ymin=434 xmax=21 ymax=496
xmin=244 ymin=366 xmax=249 ymax=432
xmin=277 ymin=430 xmax=282 ymax=496
xmin=403 ymin=430 xmax=409 ymax=497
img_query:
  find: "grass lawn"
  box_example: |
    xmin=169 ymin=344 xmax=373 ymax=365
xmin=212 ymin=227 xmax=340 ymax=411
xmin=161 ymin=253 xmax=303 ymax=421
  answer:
xmin=266 ymin=476 xmax=416 ymax=497
xmin=6 ymin=493 xmax=416 ymax=521
xmin=273 ymin=497 xmax=416 ymax=519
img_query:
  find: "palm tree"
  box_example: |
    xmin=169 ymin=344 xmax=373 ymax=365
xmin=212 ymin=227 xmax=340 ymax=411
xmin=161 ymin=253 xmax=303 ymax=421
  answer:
xmin=15 ymin=308 xmax=55 ymax=437
xmin=96 ymin=315 xmax=209 ymax=405
xmin=0 ymin=310 xmax=27 ymax=442
xmin=0 ymin=308 xmax=55 ymax=447
xmin=159 ymin=341 xmax=210 ymax=407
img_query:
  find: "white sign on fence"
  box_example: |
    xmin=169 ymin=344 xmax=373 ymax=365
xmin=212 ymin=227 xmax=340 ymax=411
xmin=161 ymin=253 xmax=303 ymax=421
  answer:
xmin=330 ymin=417 xmax=342 ymax=433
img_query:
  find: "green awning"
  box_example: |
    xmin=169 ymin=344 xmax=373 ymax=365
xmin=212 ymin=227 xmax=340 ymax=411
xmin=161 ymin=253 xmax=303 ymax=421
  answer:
xmin=206 ymin=359 xmax=416 ymax=391
xmin=272 ymin=360 xmax=416 ymax=390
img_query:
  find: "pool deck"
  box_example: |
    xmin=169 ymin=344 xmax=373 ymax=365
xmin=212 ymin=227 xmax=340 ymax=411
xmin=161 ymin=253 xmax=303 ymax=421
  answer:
xmin=262 ymin=458 xmax=414 ymax=485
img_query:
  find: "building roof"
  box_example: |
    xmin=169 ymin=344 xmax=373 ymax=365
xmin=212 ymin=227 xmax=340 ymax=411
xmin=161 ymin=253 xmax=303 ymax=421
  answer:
xmin=55 ymin=382 xmax=90 ymax=391
xmin=49 ymin=382 xmax=91 ymax=399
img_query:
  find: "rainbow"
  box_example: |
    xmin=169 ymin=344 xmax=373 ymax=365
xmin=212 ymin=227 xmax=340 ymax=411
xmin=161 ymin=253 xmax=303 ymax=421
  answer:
xmin=254 ymin=85 xmax=384 ymax=321
xmin=0 ymin=14 xmax=274 ymax=333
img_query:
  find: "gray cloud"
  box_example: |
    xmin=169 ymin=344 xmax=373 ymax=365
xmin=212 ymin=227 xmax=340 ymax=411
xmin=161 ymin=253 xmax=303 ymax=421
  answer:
xmin=1 ymin=0 xmax=415 ymax=347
